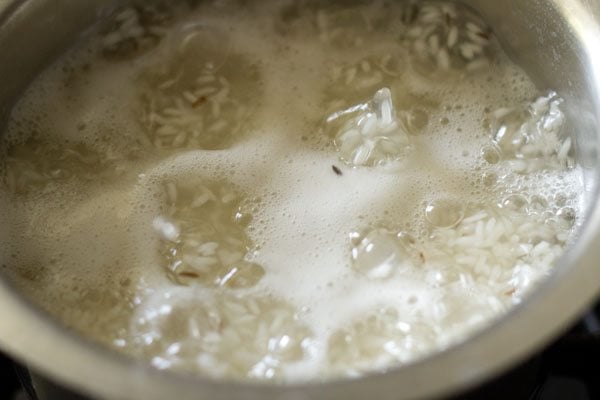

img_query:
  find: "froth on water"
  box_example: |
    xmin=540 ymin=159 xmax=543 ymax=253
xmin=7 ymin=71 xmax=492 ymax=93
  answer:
xmin=0 ymin=0 xmax=582 ymax=382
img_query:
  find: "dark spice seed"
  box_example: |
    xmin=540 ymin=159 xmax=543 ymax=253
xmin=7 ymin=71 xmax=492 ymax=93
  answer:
xmin=403 ymin=3 xmax=419 ymax=25
xmin=192 ymin=96 xmax=207 ymax=108
xmin=476 ymin=30 xmax=491 ymax=40
xmin=179 ymin=271 xmax=200 ymax=278
xmin=332 ymin=165 xmax=343 ymax=176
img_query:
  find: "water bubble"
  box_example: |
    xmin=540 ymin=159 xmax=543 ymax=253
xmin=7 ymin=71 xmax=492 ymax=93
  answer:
xmin=351 ymin=228 xmax=414 ymax=280
xmin=557 ymin=207 xmax=576 ymax=227
xmin=500 ymin=194 xmax=529 ymax=213
xmin=349 ymin=231 xmax=362 ymax=245
xmin=329 ymin=87 xmax=411 ymax=167
xmin=174 ymin=22 xmax=232 ymax=70
xmin=554 ymin=192 xmax=567 ymax=207
xmin=541 ymin=210 xmax=555 ymax=221
xmin=481 ymin=144 xmax=501 ymax=164
xmin=425 ymin=199 xmax=465 ymax=228
xmin=528 ymin=195 xmax=549 ymax=214
xmin=481 ymin=171 xmax=497 ymax=187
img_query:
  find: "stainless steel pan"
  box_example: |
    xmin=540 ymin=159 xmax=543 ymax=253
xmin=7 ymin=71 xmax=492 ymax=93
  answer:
xmin=0 ymin=1 xmax=599 ymax=399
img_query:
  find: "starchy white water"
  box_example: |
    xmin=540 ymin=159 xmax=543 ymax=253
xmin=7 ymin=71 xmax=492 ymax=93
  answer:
xmin=0 ymin=0 xmax=583 ymax=381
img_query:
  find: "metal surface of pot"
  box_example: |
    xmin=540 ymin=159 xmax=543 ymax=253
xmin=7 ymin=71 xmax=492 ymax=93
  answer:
xmin=0 ymin=1 xmax=599 ymax=399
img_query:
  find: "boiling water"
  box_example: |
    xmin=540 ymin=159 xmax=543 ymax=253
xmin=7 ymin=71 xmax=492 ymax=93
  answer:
xmin=0 ymin=0 xmax=583 ymax=381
